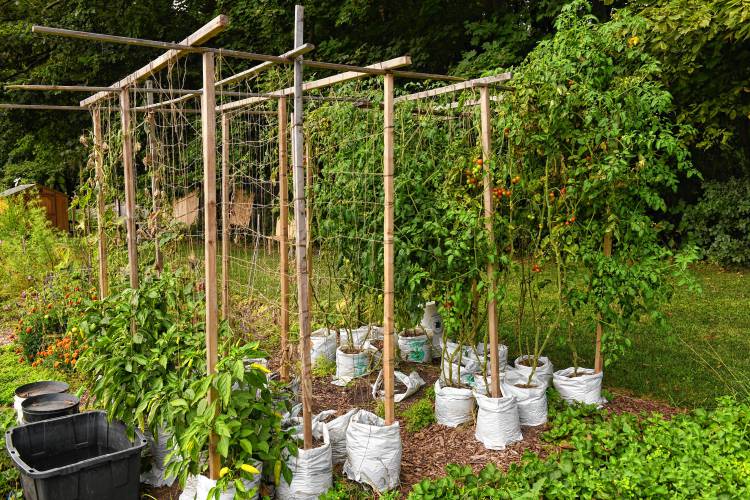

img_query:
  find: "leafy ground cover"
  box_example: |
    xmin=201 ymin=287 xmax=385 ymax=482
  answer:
xmin=407 ymin=396 xmax=750 ymax=499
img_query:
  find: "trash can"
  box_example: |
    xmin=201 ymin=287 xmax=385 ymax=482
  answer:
xmin=21 ymin=393 xmax=80 ymax=423
xmin=5 ymin=411 xmax=147 ymax=500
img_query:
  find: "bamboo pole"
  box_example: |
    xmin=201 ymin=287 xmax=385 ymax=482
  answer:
xmin=92 ymin=108 xmax=108 ymax=298
xmin=120 ymin=89 xmax=138 ymax=289
xmin=278 ymin=96 xmax=290 ymax=382
xmin=383 ymin=72 xmax=396 ymax=425
xmin=594 ymin=231 xmax=613 ymax=373
xmin=291 ymin=5 xmax=314 ymax=450
xmin=479 ymin=86 xmax=501 ymax=398
xmin=0 ymin=104 xmax=87 ymax=111
xmin=201 ymin=52 xmax=221 ymax=480
xmin=81 ymin=15 xmax=229 ymax=107
xmin=306 ymin=141 xmax=313 ymax=316
xmin=221 ymin=113 xmax=230 ymax=321
xmin=145 ymin=81 xmax=163 ymax=274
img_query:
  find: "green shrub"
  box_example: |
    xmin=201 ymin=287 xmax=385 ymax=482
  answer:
xmin=312 ymin=356 xmax=336 ymax=378
xmin=0 ymin=194 xmax=67 ymax=301
xmin=408 ymin=397 xmax=750 ymax=499
xmin=402 ymin=397 xmax=436 ymax=433
xmin=683 ymin=177 xmax=750 ymax=267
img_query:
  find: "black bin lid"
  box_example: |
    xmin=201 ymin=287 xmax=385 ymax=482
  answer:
xmin=14 ymin=381 xmax=69 ymax=399
xmin=21 ymin=393 xmax=79 ymax=415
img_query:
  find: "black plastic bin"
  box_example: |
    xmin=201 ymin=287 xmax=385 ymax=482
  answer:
xmin=22 ymin=393 xmax=80 ymax=423
xmin=5 ymin=411 xmax=147 ymax=500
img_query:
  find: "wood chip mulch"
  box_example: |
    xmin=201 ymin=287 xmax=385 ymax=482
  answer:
xmin=144 ymin=355 xmax=683 ymax=498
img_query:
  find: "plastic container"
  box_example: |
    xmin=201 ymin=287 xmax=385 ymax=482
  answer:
xmin=14 ymin=381 xmax=70 ymax=424
xmin=5 ymin=411 xmax=147 ymax=500
xmin=21 ymin=393 xmax=80 ymax=423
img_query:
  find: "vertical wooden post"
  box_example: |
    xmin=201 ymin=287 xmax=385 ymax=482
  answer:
xmin=221 ymin=113 xmax=230 ymax=321
xmin=305 ymin=141 xmax=313 ymax=314
xmin=479 ymin=85 xmax=500 ymax=398
xmin=119 ymin=89 xmax=139 ymax=289
xmin=383 ymin=72 xmax=396 ymax=425
xmin=594 ymin=231 xmax=612 ymax=374
xmin=92 ymin=108 xmax=108 ymax=298
xmin=278 ymin=96 xmax=290 ymax=382
xmin=145 ymin=81 xmax=162 ymax=274
xmin=292 ymin=4 xmax=314 ymax=450
xmin=201 ymin=51 xmax=220 ymax=479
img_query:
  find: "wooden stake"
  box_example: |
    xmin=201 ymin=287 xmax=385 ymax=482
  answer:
xmin=278 ymin=96 xmax=290 ymax=382
xmin=479 ymin=86 xmax=501 ymax=398
xmin=306 ymin=141 xmax=313 ymax=315
xmin=120 ymin=89 xmax=138 ymax=289
xmin=383 ymin=72 xmax=396 ymax=425
xmin=201 ymin=52 xmax=220 ymax=480
xmin=292 ymin=5 xmax=314 ymax=450
xmin=221 ymin=113 xmax=230 ymax=321
xmin=145 ymin=81 xmax=162 ymax=274
xmin=92 ymin=108 xmax=108 ymax=298
xmin=594 ymin=231 xmax=613 ymax=374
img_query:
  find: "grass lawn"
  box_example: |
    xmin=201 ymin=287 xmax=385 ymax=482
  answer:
xmin=524 ymin=263 xmax=750 ymax=408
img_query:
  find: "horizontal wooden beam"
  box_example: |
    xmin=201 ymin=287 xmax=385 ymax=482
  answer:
xmin=394 ymin=72 xmax=512 ymax=103
xmin=218 ymin=56 xmax=412 ymax=112
xmin=6 ymin=84 xmax=260 ymax=98
xmin=0 ymin=103 xmax=87 ymax=111
xmin=80 ymin=15 xmax=229 ymax=107
xmin=33 ymin=25 xmax=301 ymax=65
xmin=216 ymin=43 xmax=315 ymax=88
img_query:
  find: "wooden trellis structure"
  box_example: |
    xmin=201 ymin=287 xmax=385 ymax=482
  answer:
xmin=1 ymin=5 xmax=523 ymax=481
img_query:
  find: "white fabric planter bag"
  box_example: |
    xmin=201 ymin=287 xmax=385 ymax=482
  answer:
xmin=440 ymin=361 xmax=475 ymax=386
xmin=501 ymin=370 xmax=548 ymax=426
xmin=420 ymin=302 xmax=444 ymax=359
xmin=181 ymin=464 xmax=262 ymax=500
xmin=316 ymin=409 xmax=357 ymax=465
xmin=336 ymin=346 xmax=373 ymax=379
xmin=344 ymin=410 xmax=402 ymax=492
xmin=397 ymin=332 xmax=431 ymax=363
xmin=340 ymin=325 xmax=383 ymax=347
xmin=475 ymin=343 xmax=509 ymax=372
xmin=371 ymin=370 xmax=425 ymax=403
xmin=474 ymin=393 xmax=523 ymax=450
xmin=141 ymin=428 xmax=177 ymax=487
xmin=434 ymin=379 xmax=474 ymax=427
xmin=277 ymin=424 xmax=333 ymax=500
xmin=311 ymin=328 xmax=338 ymax=363
xmin=553 ymin=367 xmax=606 ymax=406
xmin=513 ymin=355 xmax=554 ymax=388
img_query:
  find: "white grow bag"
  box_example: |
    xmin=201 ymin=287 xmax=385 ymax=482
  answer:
xmin=180 ymin=462 xmax=262 ymax=500
xmin=513 ymin=355 xmax=554 ymax=388
xmin=475 ymin=342 xmax=509 ymax=372
xmin=336 ymin=346 xmax=374 ymax=379
xmin=501 ymin=369 xmax=548 ymax=426
xmin=397 ymin=331 xmax=431 ymax=363
xmin=311 ymin=328 xmax=338 ymax=364
xmin=434 ymin=379 xmax=474 ymax=427
xmin=317 ymin=409 xmax=357 ymax=465
xmin=339 ymin=325 xmax=383 ymax=347
xmin=440 ymin=361 xmax=476 ymax=386
xmin=420 ymin=302 xmax=444 ymax=359
xmin=552 ymin=367 xmax=606 ymax=406
xmin=277 ymin=424 xmax=333 ymax=500
xmin=344 ymin=410 xmax=402 ymax=492
xmin=474 ymin=393 xmax=523 ymax=450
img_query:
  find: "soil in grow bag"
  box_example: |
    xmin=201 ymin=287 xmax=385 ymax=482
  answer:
xmin=5 ymin=410 xmax=147 ymax=500
xmin=21 ymin=393 xmax=80 ymax=423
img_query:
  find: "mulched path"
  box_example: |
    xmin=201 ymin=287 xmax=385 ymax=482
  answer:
xmin=143 ymin=356 xmax=682 ymax=499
